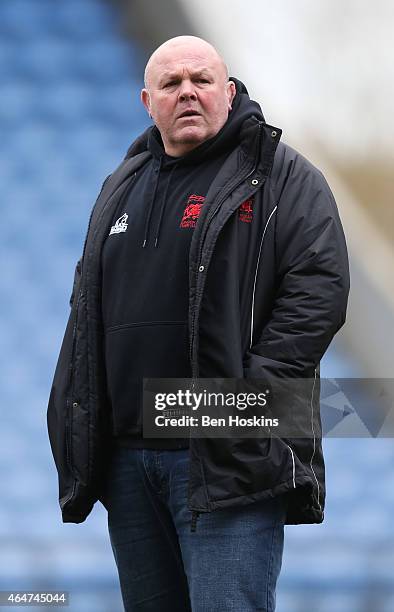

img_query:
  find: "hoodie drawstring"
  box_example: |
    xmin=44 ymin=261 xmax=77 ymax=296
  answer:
xmin=142 ymin=158 xmax=162 ymax=248
xmin=154 ymin=164 xmax=177 ymax=248
xmin=142 ymin=159 xmax=178 ymax=248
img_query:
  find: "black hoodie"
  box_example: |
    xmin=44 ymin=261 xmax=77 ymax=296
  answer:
xmin=101 ymin=80 xmax=264 ymax=448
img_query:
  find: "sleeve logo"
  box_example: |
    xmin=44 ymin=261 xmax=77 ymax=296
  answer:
xmin=109 ymin=213 xmax=129 ymax=235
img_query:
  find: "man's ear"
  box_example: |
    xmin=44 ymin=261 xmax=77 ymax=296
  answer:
xmin=141 ymin=89 xmax=151 ymax=117
xmin=227 ymin=80 xmax=236 ymax=111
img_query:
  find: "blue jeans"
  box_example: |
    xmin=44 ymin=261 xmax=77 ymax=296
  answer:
xmin=100 ymin=447 xmax=286 ymax=612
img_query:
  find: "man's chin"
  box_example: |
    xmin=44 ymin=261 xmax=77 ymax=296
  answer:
xmin=175 ymin=126 xmax=208 ymax=145
xmin=166 ymin=127 xmax=213 ymax=156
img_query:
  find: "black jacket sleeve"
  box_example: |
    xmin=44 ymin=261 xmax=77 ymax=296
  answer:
xmin=244 ymin=150 xmax=350 ymax=380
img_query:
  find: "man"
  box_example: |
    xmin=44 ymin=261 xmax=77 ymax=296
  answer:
xmin=47 ymin=36 xmax=349 ymax=611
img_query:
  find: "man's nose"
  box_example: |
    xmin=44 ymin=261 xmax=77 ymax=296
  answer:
xmin=178 ymin=80 xmax=197 ymax=101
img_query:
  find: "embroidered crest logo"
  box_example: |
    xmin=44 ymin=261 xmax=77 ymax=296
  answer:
xmin=109 ymin=213 xmax=128 ymax=235
xmin=238 ymin=198 xmax=254 ymax=223
xmin=180 ymin=195 xmax=206 ymax=228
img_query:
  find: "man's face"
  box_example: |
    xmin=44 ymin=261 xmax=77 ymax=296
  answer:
xmin=141 ymin=41 xmax=236 ymax=157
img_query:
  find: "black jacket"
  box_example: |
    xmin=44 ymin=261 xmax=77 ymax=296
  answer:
xmin=47 ymin=85 xmax=349 ymax=526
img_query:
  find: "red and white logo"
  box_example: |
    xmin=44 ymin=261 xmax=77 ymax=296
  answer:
xmin=238 ymin=198 xmax=254 ymax=223
xmin=180 ymin=194 xmax=206 ymax=228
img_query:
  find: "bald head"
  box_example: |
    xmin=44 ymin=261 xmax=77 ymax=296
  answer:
xmin=140 ymin=35 xmax=236 ymax=157
xmin=144 ymin=36 xmax=229 ymax=89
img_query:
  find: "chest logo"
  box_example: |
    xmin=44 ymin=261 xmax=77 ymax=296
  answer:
xmin=238 ymin=198 xmax=254 ymax=223
xmin=180 ymin=194 xmax=206 ymax=228
xmin=109 ymin=213 xmax=128 ymax=235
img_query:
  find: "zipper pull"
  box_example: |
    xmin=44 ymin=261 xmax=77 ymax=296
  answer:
xmin=190 ymin=511 xmax=200 ymax=533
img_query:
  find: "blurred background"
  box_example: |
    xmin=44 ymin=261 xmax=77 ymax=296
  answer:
xmin=0 ymin=0 xmax=393 ymax=610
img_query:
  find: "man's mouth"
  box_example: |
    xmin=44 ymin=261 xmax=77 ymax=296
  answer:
xmin=178 ymin=110 xmax=201 ymax=119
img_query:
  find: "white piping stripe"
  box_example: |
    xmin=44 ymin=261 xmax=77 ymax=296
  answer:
xmin=286 ymin=443 xmax=296 ymax=488
xmin=309 ymin=369 xmax=321 ymax=510
xmin=248 ymin=203 xmax=321 ymax=507
xmin=249 ymin=206 xmax=278 ymax=348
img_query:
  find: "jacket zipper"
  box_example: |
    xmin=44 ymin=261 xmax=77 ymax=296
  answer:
xmin=187 ymin=123 xmax=263 ymax=531
xmin=187 ymin=162 xmax=260 ymax=530
xmin=189 ymin=122 xmax=263 ymax=376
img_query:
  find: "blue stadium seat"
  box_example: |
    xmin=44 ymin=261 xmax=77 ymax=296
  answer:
xmin=0 ymin=1 xmax=392 ymax=610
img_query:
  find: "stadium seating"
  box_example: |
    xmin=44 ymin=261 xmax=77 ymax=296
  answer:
xmin=1 ymin=1 xmax=392 ymax=611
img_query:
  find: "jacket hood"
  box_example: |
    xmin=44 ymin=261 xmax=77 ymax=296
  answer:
xmin=123 ymin=78 xmax=267 ymax=248
xmin=125 ymin=78 xmax=265 ymax=161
